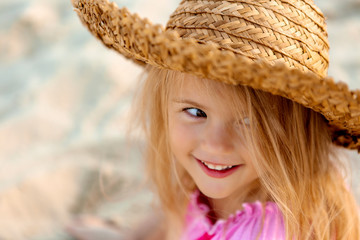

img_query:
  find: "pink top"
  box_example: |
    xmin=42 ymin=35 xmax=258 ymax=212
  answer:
xmin=181 ymin=191 xmax=285 ymax=240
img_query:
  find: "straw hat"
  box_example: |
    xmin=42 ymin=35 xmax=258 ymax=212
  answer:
xmin=72 ymin=0 xmax=360 ymax=151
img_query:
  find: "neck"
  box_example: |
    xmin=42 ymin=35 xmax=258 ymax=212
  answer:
xmin=208 ymin=182 xmax=267 ymax=220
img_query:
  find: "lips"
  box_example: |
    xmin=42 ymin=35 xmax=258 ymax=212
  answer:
xmin=195 ymin=158 xmax=242 ymax=178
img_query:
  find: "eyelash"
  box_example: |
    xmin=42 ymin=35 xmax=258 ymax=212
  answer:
xmin=183 ymin=108 xmax=207 ymax=118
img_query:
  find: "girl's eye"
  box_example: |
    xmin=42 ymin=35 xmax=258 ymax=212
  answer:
xmin=235 ymin=117 xmax=250 ymax=128
xmin=243 ymin=117 xmax=250 ymax=126
xmin=184 ymin=108 xmax=207 ymax=118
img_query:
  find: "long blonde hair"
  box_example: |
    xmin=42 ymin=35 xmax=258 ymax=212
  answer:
xmin=131 ymin=65 xmax=360 ymax=239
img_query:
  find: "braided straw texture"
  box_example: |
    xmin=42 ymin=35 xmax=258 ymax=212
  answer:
xmin=167 ymin=0 xmax=329 ymax=78
xmin=72 ymin=0 xmax=360 ymax=151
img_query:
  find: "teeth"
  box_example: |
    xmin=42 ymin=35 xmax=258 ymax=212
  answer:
xmin=201 ymin=161 xmax=234 ymax=171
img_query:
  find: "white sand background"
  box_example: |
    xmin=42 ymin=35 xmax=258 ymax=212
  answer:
xmin=0 ymin=0 xmax=359 ymax=239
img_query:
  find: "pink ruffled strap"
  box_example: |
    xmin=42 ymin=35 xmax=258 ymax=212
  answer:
xmin=181 ymin=191 xmax=285 ymax=240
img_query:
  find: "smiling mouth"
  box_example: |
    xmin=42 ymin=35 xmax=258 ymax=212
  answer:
xmin=199 ymin=160 xmax=238 ymax=171
xmin=195 ymin=158 xmax=242 ymax=178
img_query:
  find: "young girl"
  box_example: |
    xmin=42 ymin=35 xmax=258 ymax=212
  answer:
xmin=71 ymin=0 xmax=360 ymax=239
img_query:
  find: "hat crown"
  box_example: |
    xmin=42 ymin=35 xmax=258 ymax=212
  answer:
xmin=166 ymin=0 xmax=329 ymax=77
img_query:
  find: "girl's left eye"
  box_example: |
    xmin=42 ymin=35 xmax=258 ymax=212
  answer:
xmin=183 ymin=108 xmax=207 ymax=118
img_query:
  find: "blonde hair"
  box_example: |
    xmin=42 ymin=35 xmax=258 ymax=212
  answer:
xmin=131 ymin=65 xmax=360 ymax=239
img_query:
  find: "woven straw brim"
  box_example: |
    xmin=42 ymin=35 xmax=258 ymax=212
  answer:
xmin=72 ymin=0 xmax=360 ymax=151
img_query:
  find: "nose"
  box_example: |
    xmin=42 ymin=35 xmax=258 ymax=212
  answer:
xmin=201 ymin=121 xmax=235 ymax=154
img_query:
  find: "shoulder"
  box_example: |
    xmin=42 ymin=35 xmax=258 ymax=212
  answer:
xmin=224 ymin=201 xmax=285 ymax=240
xmin=257 ymin=201 xmax=286 ymax=240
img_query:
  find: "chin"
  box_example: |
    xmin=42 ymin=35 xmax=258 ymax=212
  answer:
xmin=197 ymin=183 xmax=234 ymax=199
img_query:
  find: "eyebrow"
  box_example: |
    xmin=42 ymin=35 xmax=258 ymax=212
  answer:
xmin=172 ymin=99 xmax=207 ymax=110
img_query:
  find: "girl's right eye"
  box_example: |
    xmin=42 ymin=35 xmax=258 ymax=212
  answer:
xmin=183 ymin=108 xmax=207 ymax=118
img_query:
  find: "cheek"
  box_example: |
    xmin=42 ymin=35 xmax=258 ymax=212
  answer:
xmin=243 ymin=152 xmax=258 ymax=179
xmin=168 ymin=118 xmax=198 ymax=157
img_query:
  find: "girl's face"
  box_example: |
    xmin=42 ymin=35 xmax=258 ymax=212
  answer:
xmin=168 ymin=73 xmax=259 ymax=200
